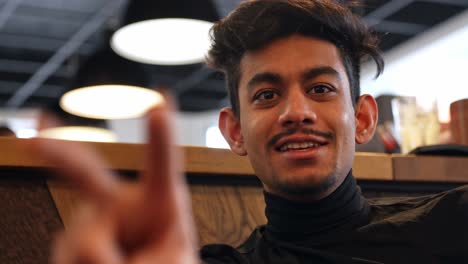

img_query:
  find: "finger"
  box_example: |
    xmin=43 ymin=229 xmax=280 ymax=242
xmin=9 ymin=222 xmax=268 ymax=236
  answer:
xmin=53 ymin=208 xmax=124 ymax=264
xmin=71 ymin=223 xmax=123 ymax=264
xmin=130 ymin=237 xmax=199 ymax=264
xmin=130 ymin=252 xmax=198 ymax=264
xmin=30 ymin=138 xmax=119 ymax=204
xmin=51 ymin=232 xmax=72 ymax=264
xmin=142 ymin=93 xmax=183 ymax=201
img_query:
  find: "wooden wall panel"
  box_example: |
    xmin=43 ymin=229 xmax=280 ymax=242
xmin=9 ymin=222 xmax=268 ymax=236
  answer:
xmin=191 ymin=184 xmax=265 ymax=246
xmin=0 ymin=172 xmax=62 ymax=264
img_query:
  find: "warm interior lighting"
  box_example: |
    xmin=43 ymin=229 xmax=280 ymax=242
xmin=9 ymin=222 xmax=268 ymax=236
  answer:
xmin=60 ymin=85 xmax=163 ymax=120
xmin=38 ymin=126 xmax=117 ymax=142
xmin=111 ymin=18 xmax=213 ymax=65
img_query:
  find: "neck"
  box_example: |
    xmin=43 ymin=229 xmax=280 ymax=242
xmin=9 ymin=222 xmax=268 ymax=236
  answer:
xmin=263 ymin=171 xmax=369 ymax=243
xmin=264 ymin=173 xmax=346 ymax=202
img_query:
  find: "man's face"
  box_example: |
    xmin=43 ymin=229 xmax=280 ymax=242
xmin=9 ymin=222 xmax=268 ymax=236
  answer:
xmin=235 ymin=34 xmax=357 ymax=199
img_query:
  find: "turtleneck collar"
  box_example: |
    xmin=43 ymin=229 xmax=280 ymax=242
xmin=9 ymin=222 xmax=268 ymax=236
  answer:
xmin=264 ymin=171 xmax=369 ymax=243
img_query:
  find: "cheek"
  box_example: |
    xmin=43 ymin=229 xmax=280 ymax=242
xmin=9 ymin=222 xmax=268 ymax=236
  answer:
xmin=335 ymin=116 xmax=356 ymax=178
xmin=239 ymin=115 xmax=276 ymax=179
xmin=339 ymin=110 xmax=357 ymax=152
xmin=342 ymin=111 xmax=356 ymax=132
xmin=331 ymin=105 xmax=356 ymax=145
xmin=240 ymin=112 xmax=277 ymax=155
xmin=240 ymin=115 xmax=264 ymax=150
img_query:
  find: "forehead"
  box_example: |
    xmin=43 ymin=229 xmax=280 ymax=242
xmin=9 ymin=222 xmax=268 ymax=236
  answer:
xmin=239 ymin=34 xmax=349 ymax=87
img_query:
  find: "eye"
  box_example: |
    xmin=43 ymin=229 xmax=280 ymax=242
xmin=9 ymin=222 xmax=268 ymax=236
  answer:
xmin=308 ymin=85 xmax=333 ymax=94
xmin=253 ymin=90 xmax=278 ymax=101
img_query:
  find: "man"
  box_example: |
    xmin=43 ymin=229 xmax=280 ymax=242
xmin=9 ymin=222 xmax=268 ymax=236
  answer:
xmin=33 ymin=0 xmax=467 ymax=263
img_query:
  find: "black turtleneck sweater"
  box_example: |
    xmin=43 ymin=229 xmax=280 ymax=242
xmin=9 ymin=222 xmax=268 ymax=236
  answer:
xmin=200 ymin=173 xmax=468 ymax=263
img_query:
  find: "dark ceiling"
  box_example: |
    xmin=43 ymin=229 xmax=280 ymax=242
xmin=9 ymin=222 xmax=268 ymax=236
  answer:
xmin=0 ymin=0 xmax=467 ymax=113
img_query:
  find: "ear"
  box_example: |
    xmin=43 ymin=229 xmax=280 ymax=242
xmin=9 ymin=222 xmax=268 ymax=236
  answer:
xmin=354 ymin=94 xmax=378 ymax=144
xmin=218 ymin=107 xmax=247 ymax=156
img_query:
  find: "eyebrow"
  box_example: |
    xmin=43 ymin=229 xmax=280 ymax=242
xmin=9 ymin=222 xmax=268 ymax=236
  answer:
xmin=301 ymin=66 xmax=341 ymax=83
xmin=246 ymin=66 xmax=342 ymax=92
xmin=246 ymin=72 xmax=282 ymax=92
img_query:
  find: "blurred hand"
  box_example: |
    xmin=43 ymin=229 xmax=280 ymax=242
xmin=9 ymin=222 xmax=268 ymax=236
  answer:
xmin=32 ymin=100 xmax=198 ymax=264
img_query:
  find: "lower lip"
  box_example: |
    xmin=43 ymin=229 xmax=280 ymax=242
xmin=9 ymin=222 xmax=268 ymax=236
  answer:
xmin=278 ymin=145 xmax=326 ymax=160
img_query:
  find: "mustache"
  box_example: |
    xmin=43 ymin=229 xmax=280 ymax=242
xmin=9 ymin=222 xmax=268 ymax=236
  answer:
xmin=268 ymin=128 xmax=334 ymax=148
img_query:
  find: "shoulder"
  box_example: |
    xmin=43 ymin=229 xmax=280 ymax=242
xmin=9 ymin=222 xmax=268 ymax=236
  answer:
xmin=368 ymin=184 xmax=468 ymax=212
xmin=364 ymin=185 xmax=468 ymax=234
xmin=362 ymin=186 xmax=468 ymax=253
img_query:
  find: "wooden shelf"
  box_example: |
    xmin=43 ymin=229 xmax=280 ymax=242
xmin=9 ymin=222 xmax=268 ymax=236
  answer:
xmin=1 ymin=138 xmax=467 ymax=182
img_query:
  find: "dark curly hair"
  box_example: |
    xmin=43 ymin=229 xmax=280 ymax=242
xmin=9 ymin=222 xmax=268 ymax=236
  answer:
xmin=207 ymin=0 xmax=384 ymax=116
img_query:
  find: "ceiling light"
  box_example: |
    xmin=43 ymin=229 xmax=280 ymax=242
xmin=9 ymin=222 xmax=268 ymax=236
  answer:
xmin=111 ymin=18 xmax=213 ymax=65
xmin=38 ymin=126 xmax=117 ymax=142
xmin=60 ymin=85 xmax=164 ymax=120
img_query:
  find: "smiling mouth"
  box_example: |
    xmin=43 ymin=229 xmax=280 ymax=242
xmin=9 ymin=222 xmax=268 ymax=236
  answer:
xmin=277 ymin=141 xmax=327 ymax=152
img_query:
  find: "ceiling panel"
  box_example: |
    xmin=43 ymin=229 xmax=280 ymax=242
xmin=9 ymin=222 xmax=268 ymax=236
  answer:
xmin=20 ymin=0 xmax=109 ymax=13
xmin=363 ymin=0 xmax=391 ymax=15
xmin=387 ymin=1 xmax=466 ymax=26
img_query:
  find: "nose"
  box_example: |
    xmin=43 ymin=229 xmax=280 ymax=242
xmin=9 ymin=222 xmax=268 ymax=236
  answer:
xmin=278 ymin=89 xmax=317 ymax=128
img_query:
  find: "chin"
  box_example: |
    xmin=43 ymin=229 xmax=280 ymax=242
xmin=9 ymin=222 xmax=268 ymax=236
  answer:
xmin=272 ymin=171 xmax=337 ymax=197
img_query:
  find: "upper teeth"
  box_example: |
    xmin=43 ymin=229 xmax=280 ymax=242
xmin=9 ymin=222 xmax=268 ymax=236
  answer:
xmin=280 ymin=142 xmax=320 ymax=152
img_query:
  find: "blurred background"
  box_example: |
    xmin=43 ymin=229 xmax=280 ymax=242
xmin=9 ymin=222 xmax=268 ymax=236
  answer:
xmin=0 ymin=0 xmax=467 ymax=153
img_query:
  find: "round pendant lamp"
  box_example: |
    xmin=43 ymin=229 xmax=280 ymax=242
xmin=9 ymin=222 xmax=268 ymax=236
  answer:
xmin=60 ymin=47 xmax=163 ymax=120
xmin=110 ymin=0 xmax=219 ymax=65
xmin=60 ymin=84 xmax=163 ymax=119
xmin=111 ymin=18 xmax=213 ymax=65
